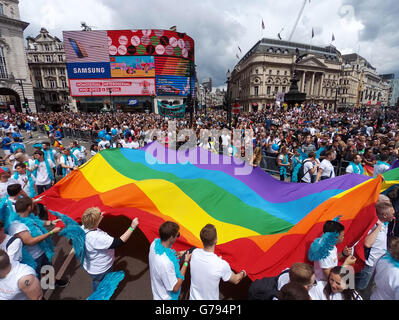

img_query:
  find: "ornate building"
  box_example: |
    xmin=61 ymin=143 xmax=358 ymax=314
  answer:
xmin=341 ymin=54 xmax=392 ymax=108
xmin=26 ymin=28 xmax=74 ymax=112
xmin=0 ymin=0 xmax=36 ymax=112
xmin=230 ymin=38 xmax=343 ymax=112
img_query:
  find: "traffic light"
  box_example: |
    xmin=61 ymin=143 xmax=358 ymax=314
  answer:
xmin=23 ymin=98 xmax=29 ymax=108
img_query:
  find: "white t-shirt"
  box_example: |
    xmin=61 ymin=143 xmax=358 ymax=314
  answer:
xmin=0 ymin=262 xmax=37 ymax=300
xmin=370 ymin=257 xmax=399 ymax=300
xmin=8 ymin=221 xmax=44 ymax=260
xmin=311 ymin=281 xmax=362 ymax=300
xmin=72 ymin=146 xmax=86 ymax=161
xmin=0 ymin=234 xmax=23 ymax=263
xmin=131 ymin=141 xmax=140 ymax=149
xmin=302 ymin=160 xmax=317 ymax=183
xmin=0 ymin=179 xmax=16 ymax=199
xmin=221 ymin=134 xmax=230 ymax=147
xmin=373 ymin=163 xmax=390 ymax=178
xmin=14 ymin=173 xmax=36 ymax=197
xmin=59 ymin=155 xmax=76 ymax=175
xmin=314 ymin=246 xmax=338 ymax=281
xmin=34 ymin=160 xmax=55 ymax=186
xmin=82 ymin=227 xmax=114 ymax=275
xmin=319 ymin=159 xmax=335 ymax=179
xmin=366 ymin=223 xmax=388 ymax=267
xmin=148 ymin=240 xmax=178 ymax=300
xmin=189 ymin=249 xmax=232 ymax=300
xmin=98 ymin=140 xmax=110 ymax=150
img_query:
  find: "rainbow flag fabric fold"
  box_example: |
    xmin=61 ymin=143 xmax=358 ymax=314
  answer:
xmin=40 ymin=142 xmax=395 ymax=280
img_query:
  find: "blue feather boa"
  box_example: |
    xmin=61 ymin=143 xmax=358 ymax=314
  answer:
xmin=13 ymin=213 xmax=55 ymax=262
xmin=87 ymin=271 xmax=125 ymax=300
xmin=308 ymin=232 xmax=339 ymax=261
xmin=154 ymin=238 xmax=184 ymax=300
xmin=382 ymin=251 xmax=399 ymax=269
xmin=49 ymin=210 xmax=85 ymax=264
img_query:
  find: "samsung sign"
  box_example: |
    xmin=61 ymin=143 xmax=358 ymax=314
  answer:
xmin=67 ymin=62 xmax=111 ymax=79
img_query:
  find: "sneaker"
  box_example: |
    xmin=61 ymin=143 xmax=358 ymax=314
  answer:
xmin=55 ymin=279 xmax=70 ymax=288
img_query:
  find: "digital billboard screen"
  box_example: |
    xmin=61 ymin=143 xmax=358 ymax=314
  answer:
xmin=110 ymin=56 xmax=155 ymax=78
xmin=69 ymin=78 xmax=155 ymax=97
xmin=64 ymin=29 xmax=195 ymax=98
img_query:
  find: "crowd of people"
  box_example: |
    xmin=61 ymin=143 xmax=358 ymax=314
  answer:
xmin=0 ymin=104 xmax=399 ymax=300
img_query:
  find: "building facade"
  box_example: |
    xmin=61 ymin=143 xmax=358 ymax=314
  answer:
xmin=26 ymin=28 xmax=75 ymax=112
xmin=230 ymin=38 xmax=343 ymax=112
xmin=0 ymin=0 xmax=36 ymax=112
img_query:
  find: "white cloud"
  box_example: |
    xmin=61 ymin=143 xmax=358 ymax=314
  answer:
xmin=19 ymin=0 xmax=399 ymax=86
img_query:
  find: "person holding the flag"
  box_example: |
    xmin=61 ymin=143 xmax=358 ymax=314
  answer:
xmin=149 ymin=221 xmax=191 ymax=300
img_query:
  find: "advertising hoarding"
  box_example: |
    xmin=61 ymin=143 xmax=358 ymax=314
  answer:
xmin=107 ymin=29 xmax=195 ymax=61
xmin=156 ymin=75 xmax=194 ymax=96
xmin=67 ymin=62 xmax=111 ymax=79
xmin=155 ymin=56 xmax=193 ymax=77
xmin=110 ymin=56 xmax=155 ymax=78
xmin=64 ymin=30 xmax=109 ymax=63
xmin=69 ymin=78 xmax=155 ymax=97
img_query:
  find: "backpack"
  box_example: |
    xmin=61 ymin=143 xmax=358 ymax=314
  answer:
xmin=297 ymin=160 xmax=311 ymax=182
xmin=248 ymin=269 xmax=289 ymax=300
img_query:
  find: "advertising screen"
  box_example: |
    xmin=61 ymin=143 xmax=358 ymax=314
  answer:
xmin=110 ymin=56 xmax=155 ymax=78
xmin=155 ymin=56 xmax=193 ymax=77
xmin=64 ymin=30 xmax=110 ymax=63
xmin=67 ymin=62 xmax=111 ymax=79
xmin=69 ymin=78 xmax=155 ymax=97
xmin=107 ymin=29 xmax=195 ymax=62
xmin=156 ymin=75 xmax=194 ymax=96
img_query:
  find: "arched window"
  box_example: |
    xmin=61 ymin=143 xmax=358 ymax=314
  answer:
xmin=0 ymin=47 xmax=9 ymax=79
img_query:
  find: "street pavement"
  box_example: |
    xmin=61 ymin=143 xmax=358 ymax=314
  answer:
xmin=1 ymin=129 xmax=252 ymax=300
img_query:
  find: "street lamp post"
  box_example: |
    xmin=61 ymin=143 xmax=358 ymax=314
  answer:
xmin=226 ymin=69 xmax=232 ymax=130
xmin=108 ymin=88 xmax=113 ymax=113
xmin=16 ymin=79 xmax=27 ymax=112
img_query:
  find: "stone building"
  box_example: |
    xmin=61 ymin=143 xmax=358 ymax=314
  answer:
xmin=26 ymin=28 xmax=74 ymax=112
xmin=0 ymin=0 xmax=36 ymax=112
xmin=229 ymin=38 xmax=343 ymax=112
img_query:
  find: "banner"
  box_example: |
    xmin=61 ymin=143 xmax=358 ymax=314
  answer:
xmin=107 ymin=29 xmax=195 ymax=61
xmin=69 ymin=78 xmax=155 ymax=97
xmin=63 ymin=30 xmax=109 ymax=63
xmin=157 ymin=101 xmax=186 ymax=118
xmin=110 ymin=56 xmax=155 ymax=78
xmin=67 ymin=62 xmax=111 ymax=79
xmin=156 ymin=75 xmax=194 ymax=96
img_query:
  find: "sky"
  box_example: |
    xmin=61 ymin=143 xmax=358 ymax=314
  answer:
xmin=19 ymin=0 xmax=399 ymax=88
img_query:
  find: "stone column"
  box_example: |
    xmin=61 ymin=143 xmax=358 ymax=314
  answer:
xmin=319 ymin=73 xmax=325 ymax=97
xmin=311 ymin=73 xmax=315 ymax=96
xmin=301 ymin=71 xmax=306 ymax=92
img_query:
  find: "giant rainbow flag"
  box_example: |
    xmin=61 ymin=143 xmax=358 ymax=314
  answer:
xmin=40 ymin=142 xmax=399 ymax=280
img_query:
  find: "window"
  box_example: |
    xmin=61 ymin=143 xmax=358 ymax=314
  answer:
xmin=254 ymin=86 xmax=259 ymax=96
xmin=0 ymin=4 xmax=3 ymax=15
xmin=269 ymin=70 xmax=272 ymax=75
xmin=46 ymin=55 xmax=52 ymax=62
xmin=0 ymin=47 xmax=8 ymax=79
xmin=37 ymin=79 xmax=43 ymax=88
xmin=34 ymin=55 xmax=39 ymax=62
xmin=49 ymin=79 xmax=56 ymax=88
xmin=59 ymin=68 xmax=65 ymax=75
xmin=282 ymin=87 xmax=286 ymax=93
xmin=284 ymin=71 xmax=287 ymax=75
xmin=274 ymin=86 xmax=279 ymax=93
xmin=44 ymin=44 xmax=51 ymax=51
xmin=267 ymin=86 xmax=271 ymax=95
xmin=58 ymin=55 xmax=63 ymax=62
xmin=277 ymin=70 xmax=280 ymax=75
xmin=62 ymin=80 xmax=67 ymax=88
xmin=255 ymin=69 xmax=258 ymax=74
